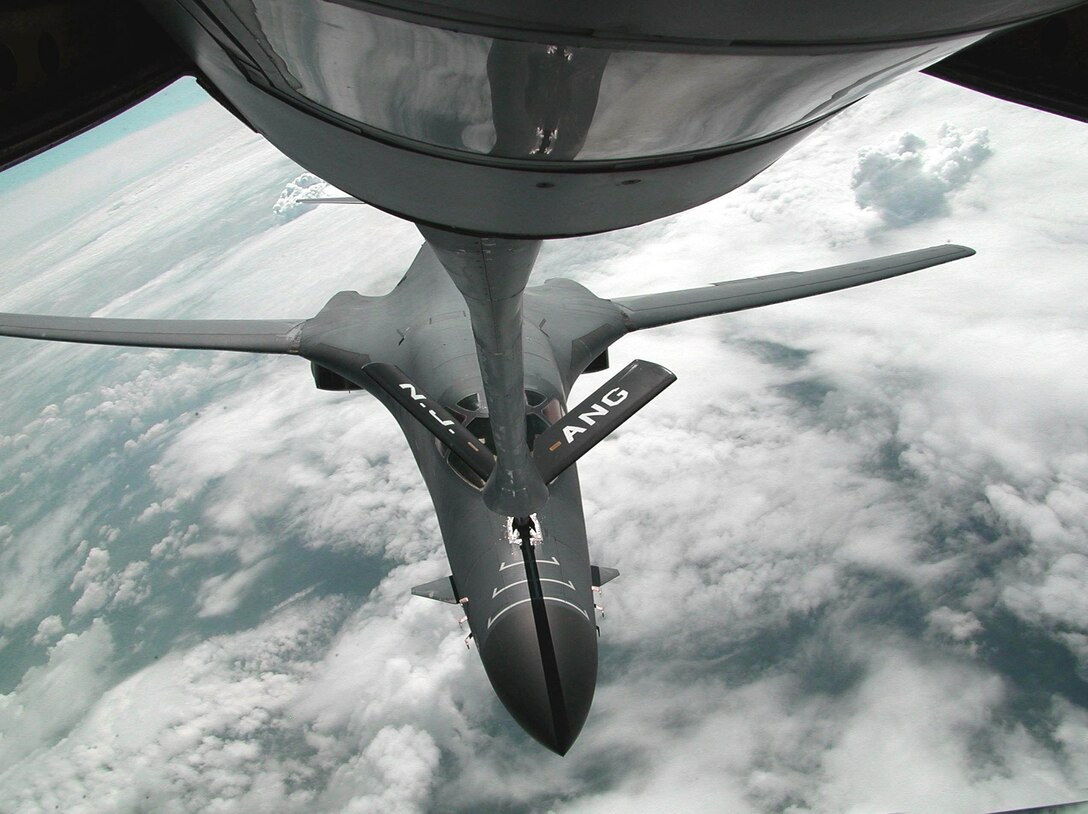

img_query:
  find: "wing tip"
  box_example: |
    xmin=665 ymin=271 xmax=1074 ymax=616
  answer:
xmin=940 ymin=243 xmax=976 ymax=259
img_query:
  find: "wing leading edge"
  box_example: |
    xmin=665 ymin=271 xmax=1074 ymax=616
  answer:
xmin=611 ymin=245 xmax=975 ymax=332
xmin=0 ymin=314 xmax=305 ymax=354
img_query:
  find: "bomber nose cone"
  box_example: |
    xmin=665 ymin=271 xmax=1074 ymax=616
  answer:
xmin=479 ymin=601 xmax=597 ymax=754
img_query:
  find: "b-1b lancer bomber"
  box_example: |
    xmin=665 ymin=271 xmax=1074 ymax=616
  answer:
xmin=2 ymin=0 xmax=1087 ymax=755
xmin=0 ymin=236 xmax=972 ymax=751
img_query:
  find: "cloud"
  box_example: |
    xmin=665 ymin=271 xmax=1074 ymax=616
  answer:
xmin=69 ymin=547 xmax=151 ymax=617
xmin=0 ymin=619 xmax=115 ymax=768
xmin=30 ymin=615 xmax=64 ymax=647
xmin=318 ymin=725 xmax=441 ymax=814
xmin=144 ymin=365 xmax=438 ymax=564
xmin=813 ymin=648 xmax=1082 ymax=814
xmin=851 ymin=125 xmax=992 ymax=226
xmin=272 ymin=172 xmax=346 ymax=221
xmin=533 ymin=642 xmax=1086 ymax=814
xmin=1 ymin=68 xmax=1087 ymax=814
xmin=927 ymin=606 xmax=984 ymax=643
xmin=70 ymin=547 xmax=112 ymax=614
xmin=0 ymin=498 xmax=96 ymax=630
xmin=196 ymin=557 xmax=276 ymax=618
xmin=0 ymin=599 xmax=348 ymax=813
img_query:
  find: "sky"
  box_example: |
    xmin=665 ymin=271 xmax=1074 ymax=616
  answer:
xmin=0 ymin=78 xmax=208 ymax=196
xmin=0 ymin=69 xmax=1087 ymax=814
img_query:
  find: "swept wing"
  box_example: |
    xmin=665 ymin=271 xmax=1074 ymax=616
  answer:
xmin=612 ymin=245 xmax=975 ymax=332
xmin=0 ymin=313 xmax=305 ymax=354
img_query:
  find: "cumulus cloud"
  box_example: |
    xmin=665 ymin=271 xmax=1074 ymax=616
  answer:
xmin=927 ymin=606 xmax=984 ymax=643
xmin=272 ymin=172 xmax=346 ymax=221
xmin=318 ymin=725 xmax=441 ymax=814
xmin=144 ymin=366 xmax=438 ymax=564
xmin=30 ymin=615 xmax=64 ymax=647
xmin=812 ymin=649 xmax=1077 ymax=814
xmin=0 ymin=619 xmax=115 ymax=768
xmin=0 ymin=599 xmax=347 ymax=813
xmin=0 ymin=499 xmax=96 ymax=629
xmin=69 ymin=547 xmax=151 ymax=617
xmin=1 ymin=68 xmax=1087 ymax=814
xmin=852 ymin=125 xmax=992 ymax=226
xmin=70 ymin=546 xmax=112 ymax=615
xmin=150 ymin=522 xmax=201 ymax=559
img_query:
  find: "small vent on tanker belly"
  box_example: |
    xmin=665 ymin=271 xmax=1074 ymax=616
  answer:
xmin=311 ymin=362 xmax=358 ymax=391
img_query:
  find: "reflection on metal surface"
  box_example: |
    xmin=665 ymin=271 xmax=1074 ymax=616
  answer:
xmin=223 ymin=0 xmax=979 ymax=162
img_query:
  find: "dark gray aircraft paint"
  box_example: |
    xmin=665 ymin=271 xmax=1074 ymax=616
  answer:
xmin=1 ymin=243 xmax=975 ymax=751
xmin=2 ymin=0 xmax=1087 ymax=764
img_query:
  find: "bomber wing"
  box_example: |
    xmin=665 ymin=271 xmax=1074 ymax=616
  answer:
xmin=0 ymin=313 xmax=305 ymax=354
xmin=611 ymin=245 xmax=975 ymax=332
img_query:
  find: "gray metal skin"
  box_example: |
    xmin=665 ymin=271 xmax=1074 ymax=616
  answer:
xmin=5 ymin=0 xmax=1014 ymax=756
xmin=134 ymin=0 xmax=1083 ymax=239
xmin=299 ymin=241 xmax=626 ymax=754
xmin=106 ymin=3 xmax=1061 ymax=752
xmin=0 ymin=242 xmax=976 ymax=752
xmin=417 ymin=227 xmax=549 ymax=517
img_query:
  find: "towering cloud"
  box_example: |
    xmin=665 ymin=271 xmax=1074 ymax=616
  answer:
xmin=0 ymin=72 xmax=1086 ymax=814
xmin=852 ymin=125 xmax=993 ymax=226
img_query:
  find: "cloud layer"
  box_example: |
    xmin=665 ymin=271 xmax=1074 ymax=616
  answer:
xmin=852 ymin=125 xmax=993 ymax=226
xmin=1 ymin=73 xmax=1087 ymax=813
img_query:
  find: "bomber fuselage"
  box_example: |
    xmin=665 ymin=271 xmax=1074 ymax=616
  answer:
xmin=299 ymin=244 xmax=617 ymax=753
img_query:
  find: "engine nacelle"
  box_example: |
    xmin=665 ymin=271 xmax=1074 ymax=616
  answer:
xmin=310 ymin=362 xmax=357 ymax=391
